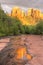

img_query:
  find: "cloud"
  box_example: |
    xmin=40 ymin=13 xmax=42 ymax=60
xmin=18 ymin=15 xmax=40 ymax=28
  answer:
xmin=0 ymin=0 xmax=42 ymax=7
xmin=1 ymin=4 xmax=12 ymax=13
xmin=0 ymin=0 xmax=43 ymax=11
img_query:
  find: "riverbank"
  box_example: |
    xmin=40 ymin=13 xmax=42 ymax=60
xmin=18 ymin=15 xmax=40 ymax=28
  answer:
xmin=0 ymin=35 xmax=43 ymax=65
xmin=0 ymin=37 xmax=10 ymax=51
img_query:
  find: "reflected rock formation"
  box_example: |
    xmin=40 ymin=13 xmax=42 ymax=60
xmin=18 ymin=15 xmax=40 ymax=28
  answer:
xmin=0 ymin=36 xmax=32 ymax=65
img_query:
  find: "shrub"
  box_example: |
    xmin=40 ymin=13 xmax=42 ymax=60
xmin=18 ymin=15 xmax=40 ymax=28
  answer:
xmin=23 ymin=25 xmax=30 ymax=34
xmin=28 ymin=25 xmax=36 ymax=34
xmin=0 ymin=8 xmax=43 ymax=36
xmin=23 ymin=25 xmax=36 ymax=34
xmin=0 ymin=9 xmax=22 ymax=36
xmin=36 ymin=20 xmax=43 ymax=34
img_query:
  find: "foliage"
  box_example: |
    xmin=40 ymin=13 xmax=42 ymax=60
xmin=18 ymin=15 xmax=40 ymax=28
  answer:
xmin=0 ymin=8 xmax=43 ymax=37
xmin=35 ymin=20 xmax=43 ymax=34
xmin=23 ymin=25 xmax=36 ymax=34
xmin=0 ymin=9 xmax=21 ymax=36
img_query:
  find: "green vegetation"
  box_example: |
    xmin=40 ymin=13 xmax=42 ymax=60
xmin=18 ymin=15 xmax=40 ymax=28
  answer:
xmin=0 ymin=8 xmax=43 ymax=37
xmin=23 ymin=25 xmax=36 ymax=34
xmin=35 ymin=20 xmax=43 ymax=35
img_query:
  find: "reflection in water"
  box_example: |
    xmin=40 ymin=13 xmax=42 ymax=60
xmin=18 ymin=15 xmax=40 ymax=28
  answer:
xmin=16 ymin=47 xmax=32 ymax=60
xmin=0 ymin=35 xmax=43 ymax=65
xmin=0 ymin=36 xmax=32 ymax=65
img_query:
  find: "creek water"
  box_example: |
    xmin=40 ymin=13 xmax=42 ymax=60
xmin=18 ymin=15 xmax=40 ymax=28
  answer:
xmin=0 ymin=35 xmax=43 ymax=65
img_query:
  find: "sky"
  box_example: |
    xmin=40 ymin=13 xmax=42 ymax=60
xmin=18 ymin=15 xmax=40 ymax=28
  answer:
xmin=0 ymin=0 xmax=43 ymax=8
xmin=0 ymin=0 xmax=43 ymax=13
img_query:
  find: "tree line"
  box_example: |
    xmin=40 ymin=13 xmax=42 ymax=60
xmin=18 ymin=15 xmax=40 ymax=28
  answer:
xmin=0 ymin=8 xmax=43 ymax=36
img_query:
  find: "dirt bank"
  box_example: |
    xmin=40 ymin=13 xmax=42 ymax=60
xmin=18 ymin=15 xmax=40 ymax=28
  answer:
xmin=0 ymin=37 xmax=10 ymax=51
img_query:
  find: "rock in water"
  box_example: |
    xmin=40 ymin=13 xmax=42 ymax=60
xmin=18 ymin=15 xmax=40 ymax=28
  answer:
xmin=0 ymin=36 xmax=32 ymax=65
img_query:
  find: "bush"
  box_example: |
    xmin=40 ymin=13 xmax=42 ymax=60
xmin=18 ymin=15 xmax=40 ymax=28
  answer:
xmin=23 ymin=25 xmax=30 ymax=34
xmin=0 ymin=9 xmax=22 ymax=36
xmin=24 ymin=20 xmax=43 ymax=35
xmin=11 ymin=17 xmax=25 ymax=35
xmin=0 ymin=8 xmax=43 ymax=36
xmin=28 ymin=25 xmax=36 ymax=34
xmin=36 ymin=20 xmax=43 ymax=35
xmin=23 ymin=25 xmax=36 ymax=34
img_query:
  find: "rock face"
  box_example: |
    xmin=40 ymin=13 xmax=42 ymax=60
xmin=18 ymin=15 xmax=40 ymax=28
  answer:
xmin=0 ymin=36 xmax=32 ymax=65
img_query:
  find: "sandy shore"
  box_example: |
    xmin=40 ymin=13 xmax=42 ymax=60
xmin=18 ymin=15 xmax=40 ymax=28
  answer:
xmin=0 ymin=35 xmax=43 ymax=65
